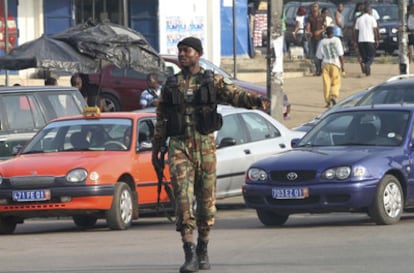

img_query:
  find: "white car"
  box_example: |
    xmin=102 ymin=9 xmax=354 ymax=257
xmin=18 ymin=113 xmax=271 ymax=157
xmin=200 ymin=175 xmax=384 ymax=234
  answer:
xmin=215 ymin=105 xmax=304 ymax=198
xmin=137 ymin=105 xmax=305 ymax=199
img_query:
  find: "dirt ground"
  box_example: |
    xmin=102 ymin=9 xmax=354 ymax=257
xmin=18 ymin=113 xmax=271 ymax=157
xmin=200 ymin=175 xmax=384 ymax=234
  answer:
xmin=240 ymin=62 xmax=400 ymax=130
xmin=2 ymin=60 xmax=400 ymax=131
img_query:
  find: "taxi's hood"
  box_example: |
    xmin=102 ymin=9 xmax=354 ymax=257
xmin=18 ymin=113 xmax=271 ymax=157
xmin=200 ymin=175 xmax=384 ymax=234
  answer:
xmin=0 ymin=152 xmax=120 ymax=176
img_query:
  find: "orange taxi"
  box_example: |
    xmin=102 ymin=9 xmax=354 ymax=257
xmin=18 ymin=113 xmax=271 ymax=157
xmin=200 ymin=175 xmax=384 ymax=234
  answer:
xmin=0 ymin=108 xmax=172 ymax=234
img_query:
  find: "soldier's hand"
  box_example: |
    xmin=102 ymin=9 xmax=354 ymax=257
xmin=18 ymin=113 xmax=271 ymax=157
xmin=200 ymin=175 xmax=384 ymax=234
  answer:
xmin=260 ymin=97 xmax=271 ymax=111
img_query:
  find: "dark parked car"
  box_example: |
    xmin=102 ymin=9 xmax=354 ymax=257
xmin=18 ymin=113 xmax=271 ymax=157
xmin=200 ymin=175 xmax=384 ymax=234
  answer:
xmin=342 ymin=3 xmax=398 ymax=55
xmin=356 ymin=75 xmax=414 ymax=106
xmin=0 ymin=86 xmax=87 ymax=160
xmin=243 ymin=105 xmax=414 ymax=226
xmin=88 ymin=55 xmax=267 ymax=112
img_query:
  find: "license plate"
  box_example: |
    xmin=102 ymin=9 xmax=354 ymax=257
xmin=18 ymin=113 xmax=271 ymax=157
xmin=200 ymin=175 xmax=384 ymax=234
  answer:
xmin=12 ymin=190 xmax=51 ymax=202
xmin=272 ymin=187 xmax=309 ymax=199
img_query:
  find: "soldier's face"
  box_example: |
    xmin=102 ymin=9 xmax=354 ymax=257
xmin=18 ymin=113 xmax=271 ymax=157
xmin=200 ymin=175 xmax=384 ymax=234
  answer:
xmin=178 ymin=45 xmax=200 ymax=68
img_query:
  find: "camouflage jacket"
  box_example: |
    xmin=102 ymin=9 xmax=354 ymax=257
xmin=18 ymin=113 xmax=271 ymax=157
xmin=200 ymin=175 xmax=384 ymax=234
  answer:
xmin=152 ymin=67 xmax=264 ymax=150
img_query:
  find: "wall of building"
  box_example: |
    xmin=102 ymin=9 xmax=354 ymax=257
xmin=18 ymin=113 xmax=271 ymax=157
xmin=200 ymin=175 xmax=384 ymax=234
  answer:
xmin=158 ymin=0 xmax=221 ymax=66
xmin=15 ymin=0 xmax=43 ymax=80
xmin=9 ymin=0 xmax=225 ymax=80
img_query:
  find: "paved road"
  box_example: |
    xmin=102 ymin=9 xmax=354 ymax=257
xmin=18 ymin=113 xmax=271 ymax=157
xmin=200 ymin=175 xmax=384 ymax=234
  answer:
xmin=2 ymin=197 xmax=414 ymax=273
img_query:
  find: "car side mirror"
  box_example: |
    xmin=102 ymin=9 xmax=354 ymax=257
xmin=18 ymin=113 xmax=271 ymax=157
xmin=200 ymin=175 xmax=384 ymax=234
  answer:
xmin=410 ymin=139 xmax=414 ymax=150
xmin=291 ymin=138 xmax=301 ymax=148
xmin=217 ymin=137 xmax=236 ymax=148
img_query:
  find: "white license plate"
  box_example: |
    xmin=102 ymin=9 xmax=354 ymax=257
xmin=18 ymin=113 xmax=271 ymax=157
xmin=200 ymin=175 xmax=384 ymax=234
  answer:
xmin=272 ymin=187 xmax=309 ymax=199
xmin=12 ymin=189 xmax=51 ymax=202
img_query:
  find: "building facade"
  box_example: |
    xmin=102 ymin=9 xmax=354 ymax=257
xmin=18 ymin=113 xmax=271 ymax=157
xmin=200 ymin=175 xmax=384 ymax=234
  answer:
xmin=1 ymin=0 xmax=251 ymax=80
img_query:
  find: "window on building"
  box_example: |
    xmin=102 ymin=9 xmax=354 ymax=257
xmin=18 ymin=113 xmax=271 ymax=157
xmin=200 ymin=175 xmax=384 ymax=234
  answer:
xmin=74 ymin=0 xmax=125 ymax=25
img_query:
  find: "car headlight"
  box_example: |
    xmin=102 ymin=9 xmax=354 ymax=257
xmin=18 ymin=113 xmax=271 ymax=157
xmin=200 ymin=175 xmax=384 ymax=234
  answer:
xmin=379 ymin=28 xmax=386 ymax=34
xmin=322 ymin=166 xmax=351 ymax=180
xmin=391 ymin=28 xmax=398 ymax=34
xmin=66 ymin=168 xmax=88 ymax=183
xmin=247 ymin=168 xmax=268 ymax=182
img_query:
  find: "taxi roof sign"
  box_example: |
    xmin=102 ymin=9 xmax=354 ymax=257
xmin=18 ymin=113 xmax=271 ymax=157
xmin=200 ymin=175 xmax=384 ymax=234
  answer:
xmin=83 ymin=106 xmax=101 ymax=117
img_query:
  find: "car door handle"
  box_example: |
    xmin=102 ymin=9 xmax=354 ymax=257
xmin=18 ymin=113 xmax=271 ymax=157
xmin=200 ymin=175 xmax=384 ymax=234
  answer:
xmin=244 ymin=149 xmax=251 ymax=155
xmin=279 ymin=143 xmax=286 ymax=149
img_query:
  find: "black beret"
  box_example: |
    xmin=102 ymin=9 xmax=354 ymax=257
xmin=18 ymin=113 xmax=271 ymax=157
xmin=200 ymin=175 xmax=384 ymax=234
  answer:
xmin=177 ymin=37 xmax=203 ymax=54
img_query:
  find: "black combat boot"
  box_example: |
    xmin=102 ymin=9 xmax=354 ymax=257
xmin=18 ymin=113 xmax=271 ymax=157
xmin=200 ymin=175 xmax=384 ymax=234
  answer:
xmin=196 ymin=238 xmax=211 ymax=270
xmin=180 ymin=242 xmax=199 ymax=273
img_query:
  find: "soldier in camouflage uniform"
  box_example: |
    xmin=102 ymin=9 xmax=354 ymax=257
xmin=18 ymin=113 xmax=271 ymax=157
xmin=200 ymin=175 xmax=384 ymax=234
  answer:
xmin=152 ymin=37 xmax=269 ymax=273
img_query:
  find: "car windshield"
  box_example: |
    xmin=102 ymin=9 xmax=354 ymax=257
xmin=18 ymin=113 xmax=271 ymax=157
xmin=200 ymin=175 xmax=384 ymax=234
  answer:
xmin=357 ymin=85 xmax=414 ymax=105
xmin=297 ymin=110 xmax=410 ymax=147
xmin=22 ymin=118 xmax=133 ymax=154
xmin=373 ymin=5 xmax=398 ymax=22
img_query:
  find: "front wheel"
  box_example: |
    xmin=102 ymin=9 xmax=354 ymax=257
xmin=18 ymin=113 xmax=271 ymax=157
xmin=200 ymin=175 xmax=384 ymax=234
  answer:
xmin=368 ymin=175 xmax=403 ymax=225
xmin=100 ymin=93 xmax=121 ymax=112
xmin=106 ymin=182 xmax=133 ymax=230
xmin=256 ymin=209 xmax=289 ymax=226
xmin=0 ymin=216 xmax=17 ymax=234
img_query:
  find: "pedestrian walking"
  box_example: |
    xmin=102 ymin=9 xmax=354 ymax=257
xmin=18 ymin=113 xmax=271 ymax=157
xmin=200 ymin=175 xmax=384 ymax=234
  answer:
xmin=334 ymin=3 xmax=344 ymax=40
xmin=151 ymin=36 xmax=269 ymax=273
xmin=335 ymin=3 xmax=344 ymax=30
xmin=354 ymin=3 xmax=379 ymax=76
xmin=140 ymin=72 xmax=161 ymax=108
xmin=321 ymin=7 xmax=333 ymax=27
xmin=292 ymin=5 xmax=309 ymax=57
xmin=306 ymin=2 xmax=325 ymax=76
xmin=316 ymin=26 xmax=345 ymax=108
xmin=70 ymin=73 xmax=87 ymax=102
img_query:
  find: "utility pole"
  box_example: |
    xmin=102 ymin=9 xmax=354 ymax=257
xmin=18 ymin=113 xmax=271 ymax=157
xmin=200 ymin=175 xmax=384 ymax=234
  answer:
xmin=267 ymin=0 xmax=284 ymax=121
xmin=399 ymin=0 xmax=409 ymax=74
xmin=3 ymin=0 xmax=9 ymax=86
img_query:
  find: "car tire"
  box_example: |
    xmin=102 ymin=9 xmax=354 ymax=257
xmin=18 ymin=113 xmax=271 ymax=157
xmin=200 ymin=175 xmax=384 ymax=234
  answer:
xmin=256 ymin=209 xmax=289 ymax=226
xmin=106 ymin=182 xmax=133 ymax=230
xmin=0 ymin=216 xmax=17 ymax=234
xmin=100 ymin=93 xmax=121 ymax=112
xmin=73 ymin=215 xmax=98 ymax=229
xmin=368 ymin=174 xmax=403 ymax=225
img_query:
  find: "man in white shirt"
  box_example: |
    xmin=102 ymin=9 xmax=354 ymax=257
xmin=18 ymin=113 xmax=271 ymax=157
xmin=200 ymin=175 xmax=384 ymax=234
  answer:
xmin=140 ymin=73 xmax=161 ymax=108
xmin=354 ymin=4 xmax=379 ymax=76
xmin=316 ymin=26 xmax=345 ymax=108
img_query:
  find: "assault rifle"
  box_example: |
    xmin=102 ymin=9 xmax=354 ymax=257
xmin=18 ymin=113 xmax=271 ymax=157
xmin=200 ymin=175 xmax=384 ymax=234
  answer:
xmin=153 ymin=146 xmax=175 ymax=218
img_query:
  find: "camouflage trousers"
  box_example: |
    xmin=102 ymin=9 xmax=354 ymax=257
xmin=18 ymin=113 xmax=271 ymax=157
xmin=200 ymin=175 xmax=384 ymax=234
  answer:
xmin=168 ymin=133 xmax=217 ymax=239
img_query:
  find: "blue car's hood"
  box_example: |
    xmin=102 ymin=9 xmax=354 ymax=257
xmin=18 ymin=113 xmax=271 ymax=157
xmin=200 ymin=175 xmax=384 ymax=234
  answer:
xmin=252 ymin=146 xmax=402 ymax=170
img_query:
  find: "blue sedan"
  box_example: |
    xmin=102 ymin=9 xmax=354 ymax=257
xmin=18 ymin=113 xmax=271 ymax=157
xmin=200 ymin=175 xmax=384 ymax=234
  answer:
xmin=243 ymin=105 xmax=414 ymax=226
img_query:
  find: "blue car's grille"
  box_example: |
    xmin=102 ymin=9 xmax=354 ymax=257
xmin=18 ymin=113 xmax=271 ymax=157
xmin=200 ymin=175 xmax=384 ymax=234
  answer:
xmin=269 ymin=170 xmax=316 ymax=183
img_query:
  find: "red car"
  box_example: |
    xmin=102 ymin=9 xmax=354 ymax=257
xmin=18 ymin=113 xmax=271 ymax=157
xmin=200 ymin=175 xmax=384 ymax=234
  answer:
xmin=0 ymin=109 xmax=172 ymax=233
xmin=88 ymin=55 xmax=266 ymax=112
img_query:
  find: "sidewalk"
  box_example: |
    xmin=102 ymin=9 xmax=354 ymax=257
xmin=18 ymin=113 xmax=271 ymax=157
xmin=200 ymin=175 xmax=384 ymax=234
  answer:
xmin=236 ymin=61 xmax=400 ymax=129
